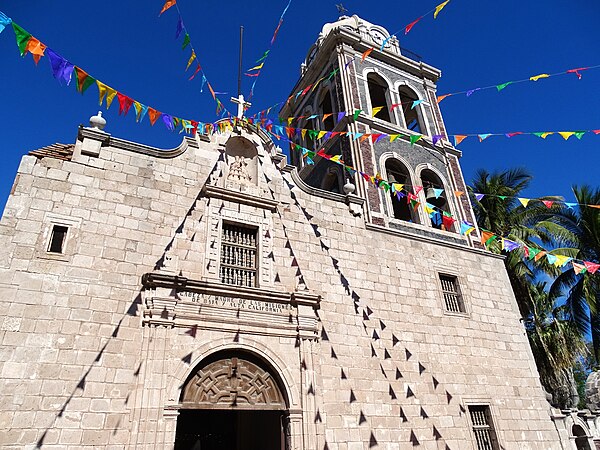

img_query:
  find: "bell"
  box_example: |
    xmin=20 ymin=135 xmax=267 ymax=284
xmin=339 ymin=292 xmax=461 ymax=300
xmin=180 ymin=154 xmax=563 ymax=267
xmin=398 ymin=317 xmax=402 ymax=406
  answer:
xmin=426 ymin=187 xmax=446 ymax=207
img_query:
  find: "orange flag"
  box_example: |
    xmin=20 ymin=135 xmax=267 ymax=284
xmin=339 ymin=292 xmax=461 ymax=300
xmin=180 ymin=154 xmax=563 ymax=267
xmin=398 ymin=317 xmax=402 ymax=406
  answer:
xmin=159 ymin=0 xmax=176 ymax=16
xmin=454 ymin=135 xmax=467 ymax=146
xmin=25 ymin=37 xmax=46 ymax=65
xmin=362 ymin=47 xmax=374 ymax=61
xmin=148 ymin=108 xmax=162 ymax=126
xmin=437 ymin=94 xmax=451 ymax=103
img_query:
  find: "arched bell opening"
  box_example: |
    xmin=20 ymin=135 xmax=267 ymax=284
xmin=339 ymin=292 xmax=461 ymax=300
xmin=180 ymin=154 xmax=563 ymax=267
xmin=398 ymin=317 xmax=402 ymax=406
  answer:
xmin=174 ymin=349 xmax=290 ymax=450
xmin=385 ymin=159 xmax=419 ymax=224
xmin=420 ymin=169 xmax=453 ymax=231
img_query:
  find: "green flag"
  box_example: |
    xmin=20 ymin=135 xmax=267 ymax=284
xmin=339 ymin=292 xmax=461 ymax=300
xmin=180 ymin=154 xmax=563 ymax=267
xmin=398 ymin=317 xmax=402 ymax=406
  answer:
xmin=496 ymin=82 xmax=512 ymax=92
xmin=12 ymin=22 xmax=31 ymax=56
xmin=409 ymin=134 xmax=422 ymax=145
xmin=353 ymin=109 xmax=362 ymax=120
xmin=182 ymin=33 xmax=191 ymax=50
xmin=575 ymin=131 xmax=586 ymax=140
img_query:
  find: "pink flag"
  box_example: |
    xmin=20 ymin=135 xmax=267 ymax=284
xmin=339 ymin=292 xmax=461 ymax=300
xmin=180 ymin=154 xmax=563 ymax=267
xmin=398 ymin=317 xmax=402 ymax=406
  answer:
xmin=584 ymin=261 xmax=600 ymax=274
xmin=542 ymin=200 xmax=554 ymax=208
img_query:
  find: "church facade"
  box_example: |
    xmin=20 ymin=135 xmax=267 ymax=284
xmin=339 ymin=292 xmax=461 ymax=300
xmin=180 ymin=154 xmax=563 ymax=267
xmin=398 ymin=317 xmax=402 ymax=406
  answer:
xmin=0 ymin=15 xmax=591 ymax=450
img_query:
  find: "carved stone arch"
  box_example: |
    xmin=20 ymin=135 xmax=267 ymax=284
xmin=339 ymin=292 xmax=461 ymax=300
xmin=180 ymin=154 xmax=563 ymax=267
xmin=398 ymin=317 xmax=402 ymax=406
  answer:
xmin=415 ymin=163 xmax=459 ymax=231
xmin=180 ymin=349 xmax=289 ymax=411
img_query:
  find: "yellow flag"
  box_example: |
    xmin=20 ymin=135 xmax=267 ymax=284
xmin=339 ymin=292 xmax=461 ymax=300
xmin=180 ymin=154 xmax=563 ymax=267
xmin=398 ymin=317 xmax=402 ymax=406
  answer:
xmin=186 ymin=51 xmax=196 ymax=71
xmin=434 ymin=0 xmax=450 ymax=19
xmin=301 ymin=129 xmax=307 ymax=139
xmin=372 ymin=106 xmax=385 ymax=117
xmin=97 ymin=81 xmax=117 ymax=109
xmin=330 ymin=155 xmax=342 ymax=163
xmin=287 ymin=117 xmax=293 ymax=126
xmin=247 ymin=63 xmax=264 ymax=71
xmin=530 ymin=73 xmax=550 ymax=82
xmin=554 ymin=255 xmax=572 ymax=267
xmin=317 ymin=131 xmax=327 ymax=139
xmin=518 ymin=198 xmax=531 ymax=208
xmin=559 ymin=131 xmax=575 ymax=140
xmin=541 ymin=132 xmax=554 ymax=139
xmin=390 ymin=134 xmax=401 ymax=142
xmin=393 ymin=183 xmax=404 ymax=192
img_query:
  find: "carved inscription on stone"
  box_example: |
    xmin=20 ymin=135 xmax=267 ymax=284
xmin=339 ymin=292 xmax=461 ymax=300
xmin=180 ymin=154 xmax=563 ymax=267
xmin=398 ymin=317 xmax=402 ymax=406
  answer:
xmin=179 ymin=291 xmax=291 ymax=314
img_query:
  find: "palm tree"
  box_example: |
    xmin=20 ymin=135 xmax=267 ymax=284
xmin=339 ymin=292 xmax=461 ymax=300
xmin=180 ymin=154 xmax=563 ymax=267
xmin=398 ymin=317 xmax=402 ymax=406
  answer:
xmin=537 ymin=186 xmax=600 ymax=362
xmin=470 ymin=168 xmax=563 ymax=318
xmin=470 ymin=169 xmax=588 ymax=408
xmin=524 ymin=282 xmax=588 ymax=408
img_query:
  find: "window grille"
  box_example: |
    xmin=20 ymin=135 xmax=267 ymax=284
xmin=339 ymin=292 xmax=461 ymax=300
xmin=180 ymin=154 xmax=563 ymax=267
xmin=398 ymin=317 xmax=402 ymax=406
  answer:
xmin=48 ymin=225 xmax=68 ymax=254
xmin=439 ymin=274 xmax=465 ymax=313
xmin=469 ymin=405 xmax=499 ymax=450
xmin=220 ymin=223 xmax=258 ymax=288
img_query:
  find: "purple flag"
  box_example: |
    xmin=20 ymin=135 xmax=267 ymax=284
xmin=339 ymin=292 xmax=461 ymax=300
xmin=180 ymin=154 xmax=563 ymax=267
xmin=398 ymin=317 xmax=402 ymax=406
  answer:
xmin=432 ymin=134 xmax=443 ymax=145
xmin=46 ymin=48 xmax=74 ymax=85
xmin=466 ymin=88 xmax=480 ymax=97
xmin=503 ymin=239 xmax=520 ymax=252
xmin=337 ymin=112 xmax=346 ymax=122
xmin=162 ymin=114 xmax=174 ymax=131
xmin=175 ymin=16 xmax=184 ymax=39
xmin=475 ymin=193 xmax=485 ymax=201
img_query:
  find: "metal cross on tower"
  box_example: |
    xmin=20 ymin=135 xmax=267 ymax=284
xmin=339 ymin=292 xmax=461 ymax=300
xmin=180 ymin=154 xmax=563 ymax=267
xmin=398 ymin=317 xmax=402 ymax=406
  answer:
xmin=231 ymin=25 xmax=251 ymax=119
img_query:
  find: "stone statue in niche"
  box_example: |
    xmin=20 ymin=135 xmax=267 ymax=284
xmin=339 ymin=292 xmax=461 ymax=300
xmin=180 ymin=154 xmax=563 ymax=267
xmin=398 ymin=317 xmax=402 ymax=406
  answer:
xmin=228 ymin=155 xmax=252 ymax=184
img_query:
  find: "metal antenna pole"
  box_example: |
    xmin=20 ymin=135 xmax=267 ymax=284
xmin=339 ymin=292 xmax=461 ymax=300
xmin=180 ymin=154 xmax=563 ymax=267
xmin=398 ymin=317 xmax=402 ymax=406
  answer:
xmin=238 ymin=26 xmax=244 ymax=97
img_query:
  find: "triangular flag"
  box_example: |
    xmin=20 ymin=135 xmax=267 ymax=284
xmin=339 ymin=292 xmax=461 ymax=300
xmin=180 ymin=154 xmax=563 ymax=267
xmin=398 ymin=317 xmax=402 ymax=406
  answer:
xmin=496 ymin=82 xmax=513 ymax=91
xmin=546 ymin=254 xmax=558 ymax=265
xmin=162 ymin=114 xmax=175 ymax=131
xmin=433 ymin=188 xmax=444 ymax=199
xmin=337 ymin=111 xmax=346 ymax=122
xmin=584 ymin=261 xmax=600 ymax=274
xmin=434 ymin=0 xmax=450 ymax=18
xmin=518 ymin=198 xmax=531 ymax=208
xmin=98 ymin=82 xmax=117 ymax=109
xmin=554 ymin=255 xmax=573 ymax=268
xmin=530 ymin=73 xmax=550 ymax=82
xmin=186 ymin=51 xmax=196 ymax=71
xmin=247 ymin=62 xmax=264 ymax=72
xmin=442 ymin=213 xmax=456 ymax=229
xmin=175 ymin=16 xmax=184 ymax=39
xmin=12 ymin=23 xmax=31 ymax=57
xmin=405 ymin=17 xmax=422 ymax=34
xmin=437 ymin=94 xmax=451 ymax=103
xmin=460 ymin=221 xmax=475 ymax=236
xmin=573 ymin=262 xmax=587 ymax=275
xmin=475 ymin=193 xmax=485 ymax=202
xmin=534 ymin=250 xmax=547 ymax=262
xmin=478 ymin=133 xmax=492 ymax=142
xmin=432 ymin=134 xmax=443 ymax=145
xmin=147 ymin=108 xmax=161 ymax=126
xmin=454 ymin=135 xmax=467 ymax=146
xmin=372 ymin=106 xmax=385 ymax=117
xmin=189 ymin=64 xmax=201 ymax=80
xmin=411 ymin=99 xmax=424 ymax=109
xmin=362 ymin=47 xmax=374 ymax=61
xmin=559 ymin=131 xmax=575 ymax=141
xmin=409 ymin=134 xmax=422 ymax=145
xmin=0 ymin=12 xmax=11 ymax=36
xmin=481 ymin=231 xmax=497 ymax=246
xmin=159 ymin=0 xmax=177 ymax=16
xmin=117 ymin=93 xmax=134 ymax=116
xmin=134 ymin=102 xmax=149 ymax=123
xmin=454 ymin=190 xmax=464 ymax=197
xmin=182 ymin=33 xmax=190 ymax=50
xmin=25 ymin=36 xmax=46 ymax=64
xmin=74 ymin=67 xmax=95 ymax=94
xmin=527 ymin=247 xmax=541 ymax=261
xmin=390 ymin=134 xmax=401 ymax=142
xmin=353 ymin=110 xmax=362 ymax=120
xmin=574 ymin=131 xmax=586 ymax=140
xmin=542 ymin=200 xmax=554 ymax=208
xmin=502 ymin=239 xmax=520 ymax=252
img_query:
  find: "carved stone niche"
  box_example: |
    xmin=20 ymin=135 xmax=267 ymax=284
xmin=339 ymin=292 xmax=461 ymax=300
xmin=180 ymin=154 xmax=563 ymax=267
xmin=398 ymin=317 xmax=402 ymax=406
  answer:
xmin=141 ymin=273 xmax=321 ymax=341
xmin=180 ymin=351 xmax=287 ymax=410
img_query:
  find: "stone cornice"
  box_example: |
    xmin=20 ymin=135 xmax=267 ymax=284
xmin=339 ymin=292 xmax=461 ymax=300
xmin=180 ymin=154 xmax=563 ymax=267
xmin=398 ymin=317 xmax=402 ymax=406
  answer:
xmin=202 ymin=185 xmax=280 ymax=212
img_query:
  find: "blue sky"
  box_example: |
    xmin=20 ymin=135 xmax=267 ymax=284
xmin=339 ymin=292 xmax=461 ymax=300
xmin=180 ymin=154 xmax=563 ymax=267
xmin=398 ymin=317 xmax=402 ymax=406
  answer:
xmin=0 ymin=0 xmax=599 ymax=212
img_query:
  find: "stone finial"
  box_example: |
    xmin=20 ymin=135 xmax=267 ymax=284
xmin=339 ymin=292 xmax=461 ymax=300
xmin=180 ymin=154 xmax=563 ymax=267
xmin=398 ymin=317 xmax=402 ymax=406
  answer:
xmin=89 ymin=111 xmax=107 ymax=131
xmin=343 ymin=181 xmax=356 ymax=195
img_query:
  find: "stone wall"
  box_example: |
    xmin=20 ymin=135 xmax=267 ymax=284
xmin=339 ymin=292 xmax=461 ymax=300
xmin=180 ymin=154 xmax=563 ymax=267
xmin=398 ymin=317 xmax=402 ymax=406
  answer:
xmin=0 ymin=124 xmax=562 ymax=449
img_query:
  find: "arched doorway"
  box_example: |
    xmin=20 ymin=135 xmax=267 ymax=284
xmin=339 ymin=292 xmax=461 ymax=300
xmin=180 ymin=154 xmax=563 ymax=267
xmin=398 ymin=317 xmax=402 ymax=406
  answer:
xmin=572 ymin=424 xmax=592 ymax=450
xmin=174 ymin=350 xmax=289 ymax=450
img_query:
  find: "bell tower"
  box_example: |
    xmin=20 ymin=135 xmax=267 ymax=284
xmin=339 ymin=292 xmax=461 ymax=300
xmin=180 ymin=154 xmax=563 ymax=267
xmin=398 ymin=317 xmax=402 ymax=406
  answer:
xmin=280 ymin=15 xmax=481 ymax=246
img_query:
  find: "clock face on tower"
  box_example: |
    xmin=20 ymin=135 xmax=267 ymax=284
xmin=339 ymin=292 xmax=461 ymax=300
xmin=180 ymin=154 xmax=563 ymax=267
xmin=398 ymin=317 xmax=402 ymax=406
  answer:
xmin=369 ymin=29 xmax=391 ymax=48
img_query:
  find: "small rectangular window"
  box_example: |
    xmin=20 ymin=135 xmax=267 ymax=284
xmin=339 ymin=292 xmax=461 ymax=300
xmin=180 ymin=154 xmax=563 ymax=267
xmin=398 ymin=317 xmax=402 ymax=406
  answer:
xmin=48 ymin=225 xmax=68 ymax=254
xmin=220 ymin=223 xmax=258 ymax=288
xmin=439 ymin=274 xmax=465 ymax=313
xmin=469 ymin=405 xmax=499 ymax=450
